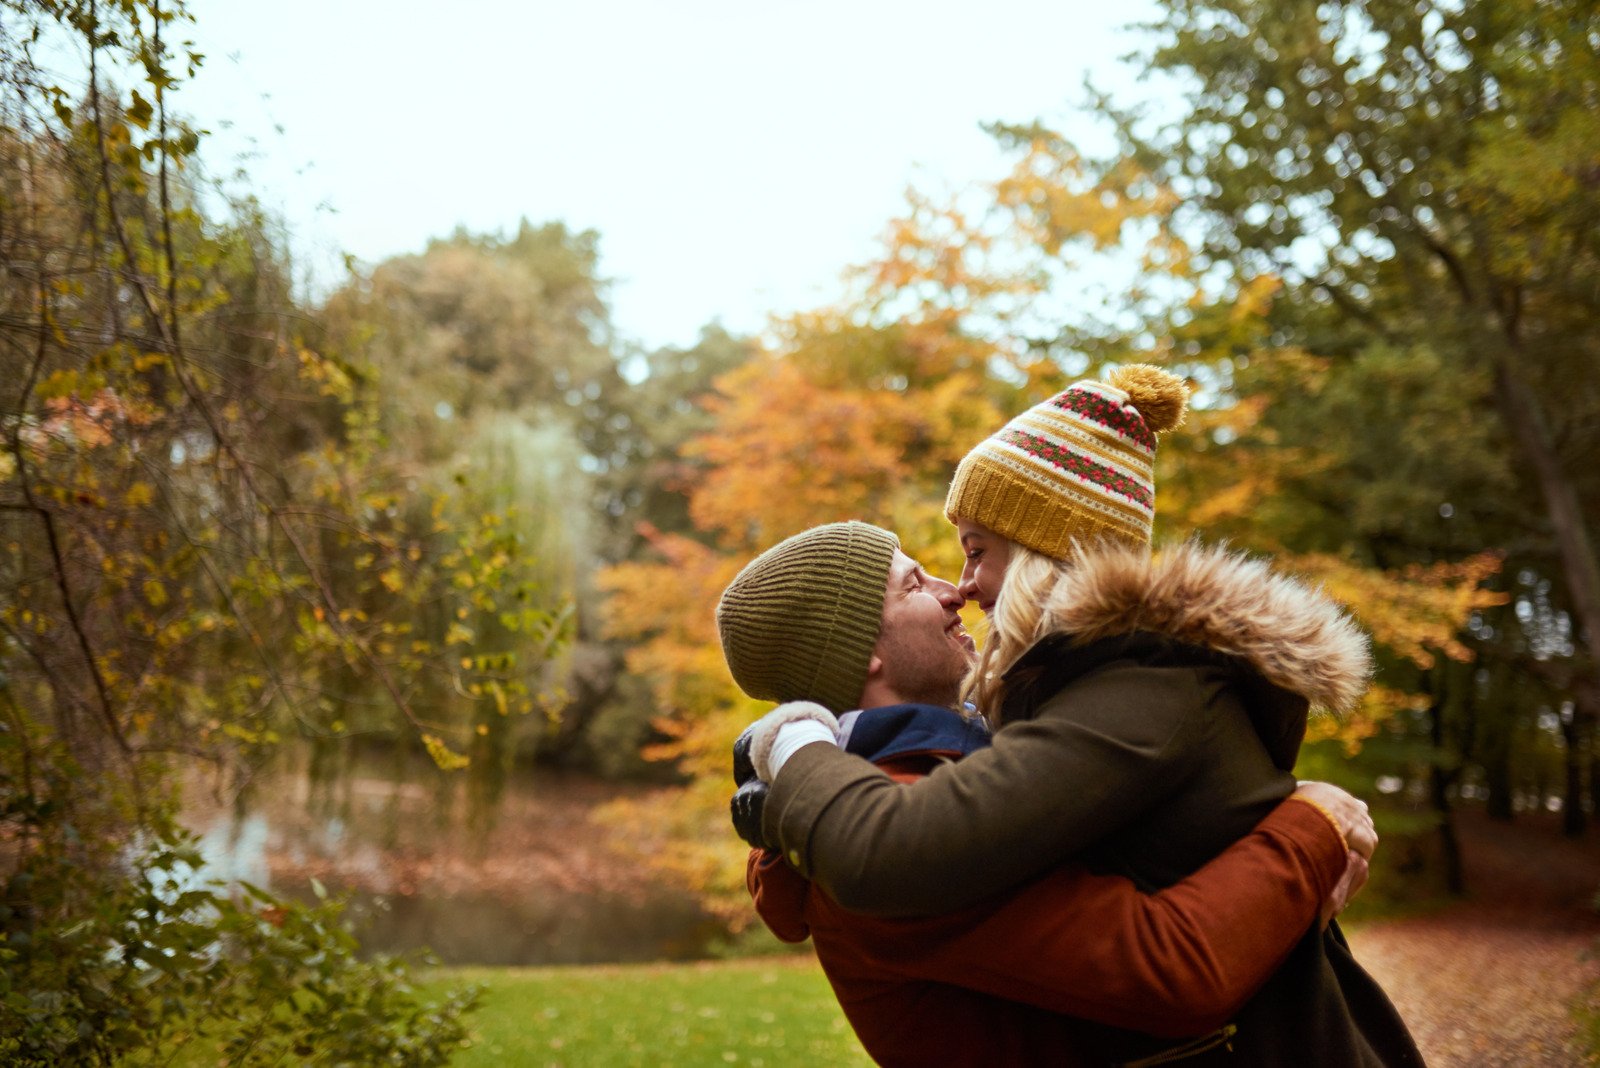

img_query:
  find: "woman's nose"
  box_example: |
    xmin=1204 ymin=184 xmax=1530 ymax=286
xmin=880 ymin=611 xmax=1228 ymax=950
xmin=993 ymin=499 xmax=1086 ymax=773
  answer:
xmin=956 ymin=561 xmax=978 ymax=602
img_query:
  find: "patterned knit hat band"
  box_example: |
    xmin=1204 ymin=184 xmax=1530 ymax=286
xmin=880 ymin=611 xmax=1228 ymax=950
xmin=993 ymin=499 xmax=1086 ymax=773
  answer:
xmin=944 ymin=365 xmax=1189 ymax=559
xmin=946 ymin=447 xmax=1152 ymax=555
xmin=715 ymin=522 xmax=899 ymax=714
xmin=1009 ymin=404 xmax=1155 ymax=484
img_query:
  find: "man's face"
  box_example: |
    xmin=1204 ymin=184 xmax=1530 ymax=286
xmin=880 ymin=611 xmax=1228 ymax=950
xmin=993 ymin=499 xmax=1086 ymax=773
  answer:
xmin=869 ymin=549 xmax=976 ymax=708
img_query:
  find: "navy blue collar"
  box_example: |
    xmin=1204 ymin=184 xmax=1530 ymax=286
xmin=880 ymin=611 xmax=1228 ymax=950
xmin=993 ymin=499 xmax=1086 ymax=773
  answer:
xmin=839 ymin=703 xmax=992 ymax=764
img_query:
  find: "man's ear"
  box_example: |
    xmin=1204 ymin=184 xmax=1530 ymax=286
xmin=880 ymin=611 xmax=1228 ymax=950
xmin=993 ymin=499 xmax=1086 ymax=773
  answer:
xmin=864 ymin=653 xmax=885 ymax=679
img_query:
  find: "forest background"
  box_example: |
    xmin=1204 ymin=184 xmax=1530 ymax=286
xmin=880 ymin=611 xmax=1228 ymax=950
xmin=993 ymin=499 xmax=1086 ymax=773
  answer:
xmin=1 ymin=0 xmax=1596 ymax=1063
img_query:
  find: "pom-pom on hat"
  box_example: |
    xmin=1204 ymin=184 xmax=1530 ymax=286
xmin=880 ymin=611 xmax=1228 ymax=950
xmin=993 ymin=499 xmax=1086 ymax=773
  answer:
xmin=944 ymin=364 xmax=1189 ymax=557
xmin=716 ymin=521 xmax=899 ymax=714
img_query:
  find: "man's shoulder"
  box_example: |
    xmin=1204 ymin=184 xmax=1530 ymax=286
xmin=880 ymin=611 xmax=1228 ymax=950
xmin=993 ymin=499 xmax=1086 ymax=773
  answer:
xmin=841 ymin=703 xmax=991 ymax=764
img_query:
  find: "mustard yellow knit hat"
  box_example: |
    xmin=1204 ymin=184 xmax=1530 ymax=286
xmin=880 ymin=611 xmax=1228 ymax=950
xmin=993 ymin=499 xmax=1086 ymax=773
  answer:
xmin=716 ymin=522 xmax=899 ymax=714
xmin=944 ymin=365 xmax=1189 ymax=557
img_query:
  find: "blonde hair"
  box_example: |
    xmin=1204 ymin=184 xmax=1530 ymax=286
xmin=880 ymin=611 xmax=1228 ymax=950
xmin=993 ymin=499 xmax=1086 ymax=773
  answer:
xmin=959 ymin=542 xmax=1070 ymax=724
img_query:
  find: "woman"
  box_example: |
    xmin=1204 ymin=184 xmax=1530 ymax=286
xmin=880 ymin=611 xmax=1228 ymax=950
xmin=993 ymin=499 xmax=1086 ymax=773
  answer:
xmin=748 ymin=366 xmax=1422 ymax=1066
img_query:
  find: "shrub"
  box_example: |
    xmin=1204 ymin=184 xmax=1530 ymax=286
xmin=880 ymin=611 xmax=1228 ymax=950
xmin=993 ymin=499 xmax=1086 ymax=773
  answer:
xmin=0 ymin=819 xmax=477 ymax=1066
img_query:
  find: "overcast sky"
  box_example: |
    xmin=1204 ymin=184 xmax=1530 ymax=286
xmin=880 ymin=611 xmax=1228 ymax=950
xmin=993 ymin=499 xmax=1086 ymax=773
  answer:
xmin=183 ymin=0 xmax=1161 ymax=351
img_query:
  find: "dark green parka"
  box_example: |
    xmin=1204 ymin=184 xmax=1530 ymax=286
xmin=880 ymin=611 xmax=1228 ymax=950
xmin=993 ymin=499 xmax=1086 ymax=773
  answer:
xmin=762 ymin=541 xmax=1423 ymax=1067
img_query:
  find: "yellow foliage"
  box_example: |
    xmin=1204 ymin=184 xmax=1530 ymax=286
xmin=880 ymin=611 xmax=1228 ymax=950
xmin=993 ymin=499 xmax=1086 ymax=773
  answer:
xmin=859 ymin=188 xmax=1026 ymax=305
xmin=1230 ymin=274 xmax=1282 ymax=324
xmin=421 ymin=733 xmax=470 ymax=772
xmin=1306 ymin=684 xmax=1429 ymax=755
xmin=1287 ymin=552 xmax=1508 ymax=669
xmin=995 ymin=136 xmax=1167 ymax=256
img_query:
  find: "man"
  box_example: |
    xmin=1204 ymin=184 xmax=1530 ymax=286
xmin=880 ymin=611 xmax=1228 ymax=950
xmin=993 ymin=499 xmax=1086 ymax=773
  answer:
xmin=717 ymin=521 xmax=1373 ymax=1067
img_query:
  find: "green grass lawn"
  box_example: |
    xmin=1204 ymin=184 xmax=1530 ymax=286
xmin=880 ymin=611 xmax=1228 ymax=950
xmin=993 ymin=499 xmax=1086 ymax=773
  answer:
xmin=425 ymin=954 xmax=874 ymax=1067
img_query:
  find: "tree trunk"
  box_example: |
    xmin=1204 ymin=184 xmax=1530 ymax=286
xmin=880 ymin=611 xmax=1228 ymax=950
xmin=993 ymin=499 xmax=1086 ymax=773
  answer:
xmin=1591 ymin=745 xmax=1600 ymax=829
xmin=1428 ymin=671 xmax=1467 ymax=895
xmin=1483 ymin=743 xmax=1515 ymax=821
xmin=1475 ymin=659 xmax=1517 ymax=821
xmin=1430 ymin=761 xmax=1466 ymax=894
xmin=1490 ymin=360 xmax=1600 ymax=678
xmin=1567 ymin=683 xmax=1600 ymax=837
xmin=1561 ymin=725 xmax=1586 ymax=837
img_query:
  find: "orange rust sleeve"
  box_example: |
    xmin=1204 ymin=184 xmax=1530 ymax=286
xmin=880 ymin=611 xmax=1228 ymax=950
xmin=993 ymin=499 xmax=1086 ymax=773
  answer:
xmin=810 ymin=797 xmax=1345 ymax=1037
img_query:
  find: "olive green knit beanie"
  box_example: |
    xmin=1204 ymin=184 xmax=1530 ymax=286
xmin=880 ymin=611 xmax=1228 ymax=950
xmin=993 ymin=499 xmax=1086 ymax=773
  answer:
xmin=716 ymin=522 xmax=899 ymax=714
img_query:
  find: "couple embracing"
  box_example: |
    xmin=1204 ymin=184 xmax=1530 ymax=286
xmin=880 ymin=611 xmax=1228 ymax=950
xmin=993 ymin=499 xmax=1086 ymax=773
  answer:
xmin=715 ymin=367 xmax=1423 ymax=1066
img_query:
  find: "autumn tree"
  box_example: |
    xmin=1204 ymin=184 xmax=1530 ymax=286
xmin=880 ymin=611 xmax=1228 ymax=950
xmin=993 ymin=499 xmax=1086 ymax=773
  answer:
xmin=317 ymin=227 xmax=762 ymax=786
xmin=0 ymin=2 xmax=539 ymax=1055
xmin=1090 ymin=0 xmax=1600 ymax=835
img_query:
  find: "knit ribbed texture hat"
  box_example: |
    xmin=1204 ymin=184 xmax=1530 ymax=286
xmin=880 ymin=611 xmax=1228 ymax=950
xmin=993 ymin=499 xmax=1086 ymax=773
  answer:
xmin=944 ymin=365 xmax=1189 ymax=558
xmin=716 ymin=522 xmax=900 ymax=714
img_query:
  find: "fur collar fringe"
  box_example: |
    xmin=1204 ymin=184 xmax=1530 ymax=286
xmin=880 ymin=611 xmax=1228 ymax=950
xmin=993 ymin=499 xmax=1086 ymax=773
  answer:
xmin=1039 ymin=540 xmax=1372 ymax=715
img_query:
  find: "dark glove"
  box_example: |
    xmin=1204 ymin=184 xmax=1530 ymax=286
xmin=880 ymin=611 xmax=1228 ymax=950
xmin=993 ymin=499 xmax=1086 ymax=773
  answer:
xmin=732 ymin=724 xmax=756 ymax=786
xmin=730 ymin=778 xmax=771 ymax=850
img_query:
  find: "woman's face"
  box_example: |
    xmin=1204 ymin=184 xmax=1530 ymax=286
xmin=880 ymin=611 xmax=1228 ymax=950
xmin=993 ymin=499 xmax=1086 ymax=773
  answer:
xmin=956 ymin=519 xmax=1011 ymax=617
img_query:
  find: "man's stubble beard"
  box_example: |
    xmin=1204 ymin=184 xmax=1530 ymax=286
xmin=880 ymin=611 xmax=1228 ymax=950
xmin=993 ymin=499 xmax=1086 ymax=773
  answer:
xmin=874 ymin=626 xmax=972 ymax=710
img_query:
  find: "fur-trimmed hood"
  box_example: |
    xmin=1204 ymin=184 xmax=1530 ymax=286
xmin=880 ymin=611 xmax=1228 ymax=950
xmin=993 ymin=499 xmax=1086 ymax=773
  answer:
xmin=1034 ymin=540 xmax=1371 ymax=715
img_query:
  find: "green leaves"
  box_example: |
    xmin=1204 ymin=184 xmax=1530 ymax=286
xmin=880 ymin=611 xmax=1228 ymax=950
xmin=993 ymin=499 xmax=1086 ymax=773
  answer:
xmin=125 ymin=89 xmax=153 ymax=130
xmin=0 ymin=822 xmax=476 ymax=1065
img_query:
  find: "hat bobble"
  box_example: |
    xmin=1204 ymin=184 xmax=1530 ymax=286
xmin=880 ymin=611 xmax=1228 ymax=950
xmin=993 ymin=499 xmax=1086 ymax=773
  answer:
xmin=1106 ymin=364 xmax=1189 ymax=434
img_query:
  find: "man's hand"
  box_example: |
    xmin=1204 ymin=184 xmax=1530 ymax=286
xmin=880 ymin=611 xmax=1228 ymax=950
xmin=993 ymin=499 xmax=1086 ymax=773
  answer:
xmin=731 ymin=779 xmax=771 ymax=850
xmin=1293 ymin=781 xmax=1377 ymax=927
xmin=1293 ymin=780 xmax=1376 ymax=860
xmin=731 ymin=725 xmax=770 ymax=849
xmin=1320 ymin=850 xmax=1369 ymax=927
xmin=729 ymin=703 xmax=841 ymax=849
xmin=733 ymin=725 xmax=757 ymax=786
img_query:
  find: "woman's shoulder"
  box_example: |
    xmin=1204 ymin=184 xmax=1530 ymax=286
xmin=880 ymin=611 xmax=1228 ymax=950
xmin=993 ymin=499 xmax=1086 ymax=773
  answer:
xmin=1028 ymin=540 xmax=1370 ymax=717
xmin=1004 ymin=631 xmax=1311 ymax=772
xmin=1000 ymin=632 xmax=1213 ymax=726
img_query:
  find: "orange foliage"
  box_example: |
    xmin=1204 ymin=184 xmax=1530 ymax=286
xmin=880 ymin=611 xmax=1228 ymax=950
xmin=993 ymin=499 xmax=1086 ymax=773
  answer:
xmin=860 ymin=188 xmax=1036 ymax=309
xmin=597 ymin=524 xmax=743 ymax=714
xmin=684 ymin=358 xmax=924 ymax=551
xmin=595 ymin=714 xmax=761 ymax=930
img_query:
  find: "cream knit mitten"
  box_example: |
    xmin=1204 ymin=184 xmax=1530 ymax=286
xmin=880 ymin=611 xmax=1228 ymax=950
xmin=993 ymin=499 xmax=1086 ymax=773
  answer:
xmin=749 ymin=701 xmax=841 ymax=783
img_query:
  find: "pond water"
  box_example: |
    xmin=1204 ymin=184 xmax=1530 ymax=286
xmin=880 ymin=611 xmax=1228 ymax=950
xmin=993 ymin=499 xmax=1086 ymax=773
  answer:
xmin=186 ymin=757 xmax=723 ymax=966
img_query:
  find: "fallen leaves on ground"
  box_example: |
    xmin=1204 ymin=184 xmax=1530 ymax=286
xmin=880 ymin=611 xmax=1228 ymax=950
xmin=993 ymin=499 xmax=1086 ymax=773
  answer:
xmin=1349 ymin=810 xmax=1599 ymax=1067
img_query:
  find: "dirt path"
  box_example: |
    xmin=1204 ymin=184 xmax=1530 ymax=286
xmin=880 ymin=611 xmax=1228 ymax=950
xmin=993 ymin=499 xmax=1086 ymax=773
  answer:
xmin=1347 ymin=811 xmax=1600 ymax=1067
